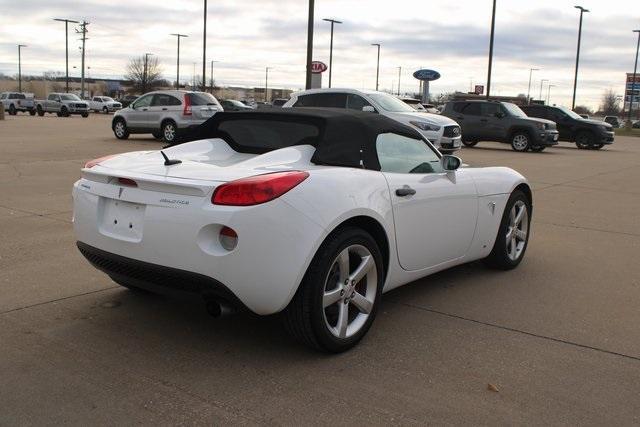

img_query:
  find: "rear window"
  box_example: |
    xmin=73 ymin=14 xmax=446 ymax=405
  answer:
xmin=294 ymin=93 xmax=347 ymax=108
xmin=217 ymin=119 xmax=320 ymax=153
xmin=11 ymin=93 xmax=26 ymax=99
xmin=453 ymin=102 xmax=481 ymax=115
xmin=187 ymin=92 xmax=219 ymax=106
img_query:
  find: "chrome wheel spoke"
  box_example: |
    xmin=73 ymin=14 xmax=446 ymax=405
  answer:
xmin=349 ymin=255 xmax=374 ymax=285
xmin=514 ymin=205 xmax=525 ymax=226
xmin=351 ymin=291 xmax=373 ymax=314
xmin=337 ymin=248 xmax=350 ymax=283
xmin=323 ymin=287 xmax=343 ymax=308
xmin=336 ymin=302 xmax=349 ymax=338
xmin=509 ymin=237 xmax=517 ymax=258
xmin=506 ymin=227 xmax=514 ymax=241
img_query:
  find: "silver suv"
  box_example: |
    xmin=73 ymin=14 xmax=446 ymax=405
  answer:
xmin=112 ymin=90 xmax=223 ymax=143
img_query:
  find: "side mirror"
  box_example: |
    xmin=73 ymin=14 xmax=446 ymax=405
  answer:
xmin=441 ymin=155 xmax=461 ymax=171
xmin=362 ymin=105 xmax=376 ymax=113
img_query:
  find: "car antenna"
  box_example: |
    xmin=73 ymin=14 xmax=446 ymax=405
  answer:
xmin=160 ymin=150 xmax=182 ymax=166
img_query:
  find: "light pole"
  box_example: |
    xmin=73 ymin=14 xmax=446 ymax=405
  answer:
xmin=627 ymin=30 xmax=640 ymax=124
xmin=397 ymin=66 xmax=402 ymax=96
xmin=371 ymin=43 xmax=380 ymax=91
xmin=17 ymin=44 xmax=27 ymax=92
xmin=572 ymin=5 xmax=589 ymax=110
xmin=547 ymin=84 xmax=556 ymax=105
xmin=539 ymin=78 xmax=548 ymax=102
xmin=486 ymin=0 xmax=497 ymax=98
xmin=202 ymin=0 xmax=207 ymax=91
xmin=322 ymin=18 xmax=342 ymax=88
xmin=210 ymin=60 xmax=220 ymax=92
xmin=53 ymin=18 xmax=79 ymax=93
xmin=265 ymin=67 xmax=272 ymax=103
xmin=305 ymin=0 xmax=315 ymax=89
xmin=143 ymin=53 xmax=153 ymax=94
xmin=527 ymin=68 xmax=539 ymax=104
xmin=170 ymin=33 xmax=188 ymax=90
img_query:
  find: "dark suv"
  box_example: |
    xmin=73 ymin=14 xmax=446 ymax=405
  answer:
xmin=441 ymin=100 xmax=559 ymax=152
xmin=521 ymin=105 xmax=614 ymax=150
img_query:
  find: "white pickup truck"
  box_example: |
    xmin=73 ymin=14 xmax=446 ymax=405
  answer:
xmin=35 ymin=93 xmax=90 ymax=117
xmin=1 ymin=92 xmax=36 ymax=115
xmin=89 ymin=96 xmax=122 ymax=114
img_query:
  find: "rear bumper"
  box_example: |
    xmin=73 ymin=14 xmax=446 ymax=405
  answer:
xmin=77 ymin=241 xmax=246 ymax=309
xmin=72 ymin=179 xmax=324 ymax=315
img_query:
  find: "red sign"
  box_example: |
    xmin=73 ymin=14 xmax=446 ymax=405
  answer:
xmin=474 ymin=85 xmax=484 ymax=95
xmin=311 ymin=61 xmax=328 ymax=74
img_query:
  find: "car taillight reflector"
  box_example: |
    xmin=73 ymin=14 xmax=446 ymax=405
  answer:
xmin=117 ymin=177 xmax=137 ymax=187
xmin=212 ymin=171 xmax=309 ymax=206
xmin=84 ymin=154 xmax=118 ymax=169
xmin=183 ymin=94 xmax=192 ymax=116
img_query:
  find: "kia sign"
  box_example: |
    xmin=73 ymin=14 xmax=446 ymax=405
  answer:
xmin=474 ymin=85 xmax=484 ymax=95
xmin=412 ymin=69 xmax=441 ymax=81
xmin=311 ymin=61 xmax=328 ymax=74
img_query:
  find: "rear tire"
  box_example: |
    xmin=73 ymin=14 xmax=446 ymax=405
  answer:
xmin=483 ymin=190 xmax=531 ymax=270
xmin=590 ymin=144 xmax=604 ymax=150
xmin=161 ymin=120 xmax=178 ymax=143
xmin=113 ymin=118 xmax=130 ymax=140
xmin=81 ymin=112 xmax=89 ymax=118
xmin=462 ymin=139 xmax=478 ymax=147
xmin=9 ymin=104 xmax=17 ymax=115
xmin=61 ymin=107 xmax=70 ymax=117
xmin=282 ymin=227 xmax=384 ymax=353
xmin=510 ymin=131 xmax=530 ymax=152
xmin=103 ymin=106 xmax=109 ymax=114
xmin=530 ymin=146 xmax=546 ymax=152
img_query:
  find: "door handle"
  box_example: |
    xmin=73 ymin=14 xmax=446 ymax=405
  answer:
xmin=395 ymin=186 xmax=416 ymax=197
xmin=142 ymin=108 xmax=148 ymax=111
xmin=162 ymin=108 xmax=168 ymax=111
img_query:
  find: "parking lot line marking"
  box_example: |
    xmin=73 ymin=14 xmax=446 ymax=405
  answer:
xmin=0 ymin=286 xmax=119 ymax=316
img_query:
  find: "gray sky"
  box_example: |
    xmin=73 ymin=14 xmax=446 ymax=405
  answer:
xmin=0 ymin=0 xmax=638 ymax=109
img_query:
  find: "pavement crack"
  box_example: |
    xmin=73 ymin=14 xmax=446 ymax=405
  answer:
xmin=535 ymin=221 xmax=640 ymax=237
xmin=392 ymin=300 xmax=640 ymax=362
xmin=0 ymin=287 xmax=119 ymax=315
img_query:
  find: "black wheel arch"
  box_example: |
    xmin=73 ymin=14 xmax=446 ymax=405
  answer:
xmin=514 ymin=183 xmax=533 ymax=212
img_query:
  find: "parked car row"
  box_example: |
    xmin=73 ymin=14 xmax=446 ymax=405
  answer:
xmin=1 ymin=92 xmax=36 ymax=115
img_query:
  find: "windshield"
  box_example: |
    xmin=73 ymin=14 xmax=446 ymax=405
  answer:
xmin=556 ymin=106 xmax=583 ymax=119
xmin=61 ymin=94 xmax=81 ymax=101
xmin=503 ymin=102 xmax=527 ymax=118
xmin=369 ymin=93 xmax=416 ymax=112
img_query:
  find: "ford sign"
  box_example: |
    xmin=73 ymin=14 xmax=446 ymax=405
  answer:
xmin=413 ymin=69 xmax=441 ymax=81
xmin=311 ymin=61 xmax=328 ymax=74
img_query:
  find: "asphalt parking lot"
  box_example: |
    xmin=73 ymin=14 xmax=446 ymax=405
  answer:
xmin=1 ymin=113 xmax=639 ymax=425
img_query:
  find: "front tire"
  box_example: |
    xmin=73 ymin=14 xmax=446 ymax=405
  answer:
xmin=462 ymin=139 xmax=478 ymax=147
xmin=510 ymin=131 xmax=530 ymax=152
xmin=37 ymin=106 xmax=45 ymax=116
xmin=61 ymin=107 xmax=70 ymax=117
xmin=113 ymin=118 xmax=130 ymax=140
xmin=81 ymin=112 xmax=89 ymax=118
xmin=484 ymin=190 xmax=531 ymax=270
xmin=9 ymin=104 xmax=17 ymax=115
xmin=29 ymin=109 xmax=36 ymax=116
xmin=575 ymin=131 xmax=594 ymax=149
xmin=530 ymin=146 xmax=546 ymax=152
xmin=103 ymin=106 xmax=109 ymax=114
xmin=282 ymin=227 xmax=384 ymax=353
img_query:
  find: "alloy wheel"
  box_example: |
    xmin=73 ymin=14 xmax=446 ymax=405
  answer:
xmin=114 ymin=122 xmax=125 ymax=137
xmin=164 ymin=123 xmax=176 ymax=141
xmin=322 ymin=245 xmax=377 ymax=339
xmin=505 ymin=200 xmax=529 ymax=261
xmin=512 ymin=134 xmax=529 ymax=151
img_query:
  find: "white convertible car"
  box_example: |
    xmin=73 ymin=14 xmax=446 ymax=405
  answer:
xmin=74 ymin=109 xmax=532 ymax=352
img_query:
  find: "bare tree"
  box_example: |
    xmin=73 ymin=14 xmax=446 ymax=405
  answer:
xmin=600 ymin=89 xmax=620 ymax=116
xmin=125 ymin=56 xmax=163 ymax=93
xmin=573 ymin=105 xmax=593 ymax=115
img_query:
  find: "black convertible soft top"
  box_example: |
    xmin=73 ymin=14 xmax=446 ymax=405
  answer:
xmin=172 ymin=108 xmax=423 ymax=170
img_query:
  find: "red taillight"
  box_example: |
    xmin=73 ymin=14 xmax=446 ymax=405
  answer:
xmin=117 ymin=177 xmax=137 ymax=187
xmin=212 ymin=171 xmax=309 ymax=206
xmin=84 ymin=154 xmax=118 ymax=169
xmin=183 ymin=94 xmax=192 ymax=116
